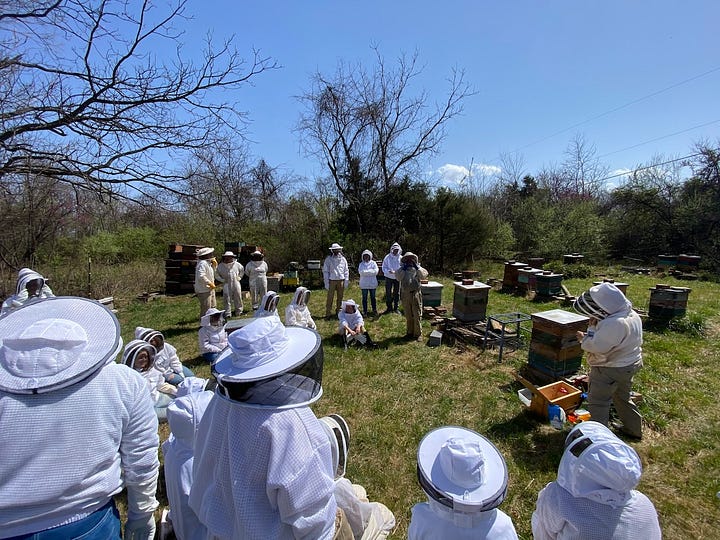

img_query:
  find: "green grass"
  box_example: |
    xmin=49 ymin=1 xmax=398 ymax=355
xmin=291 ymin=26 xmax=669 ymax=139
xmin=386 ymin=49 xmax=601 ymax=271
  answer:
xmin=113 ymin=264 xmax=720 ymax=539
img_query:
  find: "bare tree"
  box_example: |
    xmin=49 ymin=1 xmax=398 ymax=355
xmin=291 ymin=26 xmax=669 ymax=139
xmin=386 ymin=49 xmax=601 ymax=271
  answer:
xmin=296 ymin=47 xmax=474 ymax=232
xmin=0 ymin=0 xmax=276 ymax=201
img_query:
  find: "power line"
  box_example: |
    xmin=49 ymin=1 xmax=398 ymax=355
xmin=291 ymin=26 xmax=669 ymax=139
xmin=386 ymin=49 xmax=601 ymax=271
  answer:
xmin=598 ymin=119 xmax=720 ymax=158
xmin=598 ymin=152 xmax=703 ymax=184
xmin=511 ymin=65 xmax=720 ymax=153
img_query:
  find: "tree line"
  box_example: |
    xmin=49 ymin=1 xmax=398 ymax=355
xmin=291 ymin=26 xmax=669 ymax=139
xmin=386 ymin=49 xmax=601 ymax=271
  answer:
xmin=1 ymin=1 xmax=717 ymax=277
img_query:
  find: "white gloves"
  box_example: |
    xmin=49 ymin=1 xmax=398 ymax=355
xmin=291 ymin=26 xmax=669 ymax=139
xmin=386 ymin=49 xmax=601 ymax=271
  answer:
xmin=125 ymin=513 xmax=156 ymax=540
xmin=344 ymin=280 xmax=349 ymax=288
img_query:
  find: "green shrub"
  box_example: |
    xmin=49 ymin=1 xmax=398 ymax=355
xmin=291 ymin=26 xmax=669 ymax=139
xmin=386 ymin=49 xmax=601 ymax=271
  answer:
xmin=666 ymin=312 xmax=707 ymax=338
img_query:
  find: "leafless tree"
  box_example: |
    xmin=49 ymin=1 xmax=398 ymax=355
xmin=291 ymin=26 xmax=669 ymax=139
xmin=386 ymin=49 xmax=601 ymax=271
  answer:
xmin=296 ymin=47 xmax=474 ymax=231
xmin=0 ymin=0 xmax=276 ymax=201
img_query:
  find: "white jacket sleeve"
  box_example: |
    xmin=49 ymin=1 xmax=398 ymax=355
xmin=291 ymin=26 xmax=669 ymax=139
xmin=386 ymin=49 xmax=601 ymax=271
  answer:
xmin=531 ymin=484 xmax=563 ymax=540
xmin=120 ymin=375 xmax=160 ymax=516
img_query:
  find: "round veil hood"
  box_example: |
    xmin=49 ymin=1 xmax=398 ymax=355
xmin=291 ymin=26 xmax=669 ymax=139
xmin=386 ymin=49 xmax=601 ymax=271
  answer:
xmin=574 ymin=282 xmax=632 ymax=319
xmin=212 ymin=317 xmax=323 ymax=409
xmin=0 ymin=297 xmax=122 ymax=394
xmin=558 ymin=421 xmax=642 ymax=507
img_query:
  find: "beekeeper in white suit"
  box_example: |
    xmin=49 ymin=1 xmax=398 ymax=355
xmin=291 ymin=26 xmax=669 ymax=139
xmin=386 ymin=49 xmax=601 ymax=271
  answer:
xmin=189 ymin=316 xmax=394 ymax=540
xmin=1 ymin=267 xmax=55 ymax=315
xmin=323 ymin=242 xmax=349 ymax=318
xmin=0 ymin=297 xmax=159 ymax=539
xmin=215 ymin=251 xmax=245 ymax=317
xmin=532 ymin=421 xmax=661 ymax=539
xmin=162 ymin=377 xmax=214 ymax=540
xmin=245 ymin=250 xmax=268 ymax=310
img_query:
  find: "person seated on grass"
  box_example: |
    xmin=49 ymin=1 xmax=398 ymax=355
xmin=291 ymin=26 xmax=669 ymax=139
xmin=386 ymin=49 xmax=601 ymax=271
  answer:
xmin=285 ymin=286 xmax=317 ymax=330
xmin=123 ymin=339 xmax=176 ymax=422
xmin=531 ymin=421 xmax=661 ymax=540
xmin=189 ymin=317 xmax=394 ymax=540
xmin=135 ymin=326 xmax=193 ymax=384
xmin=198 ymin=308 xmax=228 ymax=363
xmin=0 ymin=297 xmax=159 ymax=540
xmin=338 ymin=299 xmax=369 ymax=347
xmin=254 ymin=290 xmax=281 ymax=319
xmin=408 ymin=426 xmax=518 ymax=540
xmin=162 ymin=377 xmax=214 ymax=540
xmin=0 ymin=267 xmax=55 ymax=316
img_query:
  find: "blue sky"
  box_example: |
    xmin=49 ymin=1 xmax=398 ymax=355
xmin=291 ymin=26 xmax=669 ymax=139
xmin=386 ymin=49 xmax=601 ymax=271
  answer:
xmin=177 ymin=1 xmax=719 ymax=189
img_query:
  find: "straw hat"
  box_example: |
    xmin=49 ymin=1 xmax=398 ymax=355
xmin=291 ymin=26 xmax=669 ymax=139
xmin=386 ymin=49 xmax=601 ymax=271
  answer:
xmin=401 ymin=252 xmax=418 ymax=264
xmin=329 ymin=243 xmax=343 ymax=251
xmin=417 ymin=426 xmax=508 ymax=513
xmin=0 ymin=297 xmax=122 ymax=394
xmin=221 ymin=251 xmax=237 ymax=258
xmin=197 ymin=247 xmax=214 ymax=258
xmin=212 ymin=317 xmax=323 ymax=408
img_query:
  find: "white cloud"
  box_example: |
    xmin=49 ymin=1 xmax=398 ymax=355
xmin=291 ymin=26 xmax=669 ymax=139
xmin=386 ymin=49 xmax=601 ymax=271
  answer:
xmin=434 ymin=162 xmax=502 ymax=188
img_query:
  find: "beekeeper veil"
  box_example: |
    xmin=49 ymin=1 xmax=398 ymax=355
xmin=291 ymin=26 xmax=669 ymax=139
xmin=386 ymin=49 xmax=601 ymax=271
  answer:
xmin=212 ymin=317 xmax=323 ymax=408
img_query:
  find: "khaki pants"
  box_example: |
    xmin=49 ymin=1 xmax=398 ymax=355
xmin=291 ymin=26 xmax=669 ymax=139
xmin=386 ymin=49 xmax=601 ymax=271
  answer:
xmin=326 ymin=280 xmax=345 ymax=317
xmin=400 ymin=289 xmax=422 ymax=337
xmin=197 ymin=290 xmax=216 ymax=318
xmin=587 ymin=362 xmax=643 ymax=437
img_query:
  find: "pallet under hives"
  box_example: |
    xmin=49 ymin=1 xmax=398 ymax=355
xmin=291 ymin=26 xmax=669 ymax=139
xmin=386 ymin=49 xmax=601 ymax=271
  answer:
xmin=432 ymin=316 xmax=526 ymax=356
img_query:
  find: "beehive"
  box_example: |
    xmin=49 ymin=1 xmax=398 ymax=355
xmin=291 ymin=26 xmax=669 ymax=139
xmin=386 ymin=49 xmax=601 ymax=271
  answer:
xmin=535 ymin=271 xmax=563 ymax=296
xmin=528 ymin=309 xmax=589 ymax=378
xmin=593 ymin=279 xmax=629 ymax=295
xmin=502 ymin=260 xmax=528 ymax=288
xmin=649 ymin=285 xmax=691 ymax=320
xmin=452 ymin=281 xmax=491 ymax=322
xmin=421 ymin=281 xmax=443 ymax=307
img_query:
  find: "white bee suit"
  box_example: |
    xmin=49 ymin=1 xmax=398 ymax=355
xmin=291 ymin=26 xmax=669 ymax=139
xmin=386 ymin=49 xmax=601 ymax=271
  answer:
xmin=531 ymin=422 xmax=661 ymax=540
xmin=189 ymin=396 xmax=337 ymax=539
xmin=245 ymin=259 xmax=268 ymax=309
xmin=162 ymin=380 xmax=214 ymax=540
xmin=216 ymin=260 xmax=244 ymax=315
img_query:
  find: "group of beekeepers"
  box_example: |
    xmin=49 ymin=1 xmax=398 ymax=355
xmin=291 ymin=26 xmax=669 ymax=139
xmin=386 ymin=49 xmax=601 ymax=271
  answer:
xmin=0 ymin=265 xmax=661 ymax=539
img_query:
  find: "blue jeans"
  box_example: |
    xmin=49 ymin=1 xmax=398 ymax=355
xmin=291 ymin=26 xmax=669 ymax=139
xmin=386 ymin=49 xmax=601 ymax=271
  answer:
xmin=7 ymin=500 xmax=121 ymax=539
xmin=385 ymin=278 xmax=399 ymax=311
xmin=361 ymin=288 xmax=377 ymax=314
xmin=164 ymin=366 xmax=194 ymax=385
xmin=203 ymin=351 xmax=220 ymax=363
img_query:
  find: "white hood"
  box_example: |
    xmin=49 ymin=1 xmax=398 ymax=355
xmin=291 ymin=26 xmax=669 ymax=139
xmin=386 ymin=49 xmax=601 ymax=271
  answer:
xmin=15 ymin=268 xmax=46 ymax=295
xmin=558 ymin=421 xmax=642 ymax=508
xmin=166 ymin=388 xmax=213 ymax=449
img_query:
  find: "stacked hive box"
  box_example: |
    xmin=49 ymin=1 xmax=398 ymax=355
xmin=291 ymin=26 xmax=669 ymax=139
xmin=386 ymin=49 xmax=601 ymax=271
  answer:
xmin=528 ymin=309 xmax=589 ymax=378
xmin=452 ymin=281 xmax=491 ymax=322
xmin=656 ymin=254 xmax=677 ymax=271
xmin=649 ymin=285 xmax=691 ymax=320
xmin=676 ymin=254 xmax=701 ymax=273
xmin=518 ymin=267 xmax=543 ymax=291
xmin=421 ymin=281 xmax=443 ymax=307
xmin=593 ymin=279 xmax=629 ymax=295
xmin=535 ymin=270 xmax=563 ymax=297
xmin=165 ymin=244 xmax=203 ymax=295
xmin=502 ymin=261 xmax=528 ymax=289
xmin=563 ymin=253 xmax=584 ymax=264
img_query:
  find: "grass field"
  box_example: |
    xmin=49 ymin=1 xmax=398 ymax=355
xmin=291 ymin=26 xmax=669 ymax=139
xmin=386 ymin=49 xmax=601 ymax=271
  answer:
xmin=116 ymin=263 xmax=720 ymax=539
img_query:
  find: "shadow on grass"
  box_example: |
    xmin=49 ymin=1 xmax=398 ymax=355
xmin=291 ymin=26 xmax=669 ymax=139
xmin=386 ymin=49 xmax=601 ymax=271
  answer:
xmin=487 ymin=412 xmax=566 ymax=474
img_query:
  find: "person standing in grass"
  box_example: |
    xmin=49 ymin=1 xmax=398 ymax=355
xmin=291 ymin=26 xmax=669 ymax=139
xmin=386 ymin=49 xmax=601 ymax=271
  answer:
xmin=381 ymin=242 xmax=402 ymax=314
xmin=408 ymin=426 xmax=518 ymax=539
xmin=323 ymin=242 xmax=349 ymax=318
xmin=194 ymin=247 xmax=217 ymax=318
xmin=532 ymin=421 xmax=661 ymax=540
xmin=396 ymin=252 xmax=428 ymax=341
xmin=0 ymin=297 xmax=159 ymax=540
xmin=574 ymin=282 xmax=644 ymax=439
xmin=215 ymin=251 xmax=245 ymax=317
xmin=358 ymin=249 xmax=379 ymax=317
xmin=245 ymin=250 xmax=268 ymax=310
